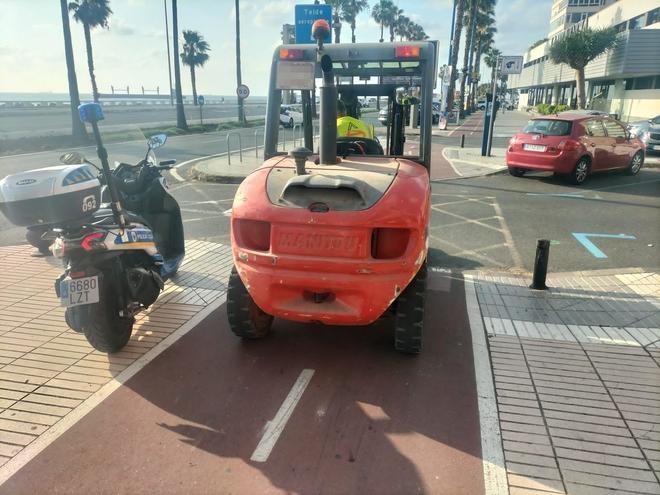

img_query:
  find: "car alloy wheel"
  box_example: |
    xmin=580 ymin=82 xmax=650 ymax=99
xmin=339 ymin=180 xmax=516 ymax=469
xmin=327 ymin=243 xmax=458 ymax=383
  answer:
xmin=628 ymin=152 xmax=643 ymax=175
xmin=572 ymin=158 xmax=589 ymax=185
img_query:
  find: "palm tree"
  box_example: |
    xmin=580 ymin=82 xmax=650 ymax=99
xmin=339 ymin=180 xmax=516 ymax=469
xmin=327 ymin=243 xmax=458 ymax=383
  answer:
xmin=407 ymin=22 xmax=428 ymax=41
xmin=180 ymin=30 xmax=210 ymax=107
xmin=470 ymin=19 xmax=496 ymax=110
xmin=459 ymin=0 xmax=479 ymax=116
xmin=60 ymin=0 xmax=86 ymax=140
xmin=371 ymin=0 xmax=395 ymax=43
xmin=235 ymin=0 xmax=246 ymax=124
xmin=171 ymin=0 xmax=187 ymax=129
xmin=468 ymin=1 xmax=496 ymax=110
xmin=342 ymin=0 xmax=369 ymax=43
xmin=549 ymin=27 xmax=618 ymax=109
xmin=447 ymin=0 xmax=466 ymax=113
xmin=68 ymin=0 xmax=112 ymax=103
xmin=394 ymin=15 xmax=411 ymax=41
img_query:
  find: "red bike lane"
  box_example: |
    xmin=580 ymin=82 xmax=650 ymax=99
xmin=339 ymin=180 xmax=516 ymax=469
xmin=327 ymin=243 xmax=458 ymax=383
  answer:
xmin=0 ymin=271 xmax=485 ymax=495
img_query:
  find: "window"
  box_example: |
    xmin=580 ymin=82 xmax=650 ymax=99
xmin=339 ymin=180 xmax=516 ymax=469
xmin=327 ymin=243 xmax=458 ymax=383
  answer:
xmin=586 ymin=120 xmax=606 ymax=137
xmin=625 ymin=79 xmax=634 ymax=90
xmin=614 ymin=21 xmax=627 ymax=33
xmin=603 ymin=120 xmax=626 ymax=138
xmin=656 ymin=76 xmax=660 ymax=89
xmin=524 ymin=119 xmax=572 ymax=136
xmin=648 ymin=8 xmax=659 ymax=26
xmin=629 ymin=15 xmax=644 ymax=30
xmin=634 ymin=76 xmax=654 ymax=90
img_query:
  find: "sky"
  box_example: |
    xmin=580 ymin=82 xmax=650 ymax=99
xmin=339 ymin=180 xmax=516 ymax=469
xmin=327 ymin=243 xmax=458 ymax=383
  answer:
xmin=0 ymin=0 xmax=553 ymax=97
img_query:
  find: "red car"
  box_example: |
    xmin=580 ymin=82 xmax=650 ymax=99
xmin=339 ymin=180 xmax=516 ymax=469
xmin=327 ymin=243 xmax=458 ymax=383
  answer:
xmin=506 ymin=114 xmax=645 ymax=184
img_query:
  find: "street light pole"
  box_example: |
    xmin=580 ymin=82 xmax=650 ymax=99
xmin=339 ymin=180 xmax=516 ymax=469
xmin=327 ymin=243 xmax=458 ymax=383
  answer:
xmin=486 ymin=56 xmax=500 ymax=157
xmin=163 ymin=0 xmax=174 ymax=106
xmin=235 ymin=0 xmax=246 ymax=124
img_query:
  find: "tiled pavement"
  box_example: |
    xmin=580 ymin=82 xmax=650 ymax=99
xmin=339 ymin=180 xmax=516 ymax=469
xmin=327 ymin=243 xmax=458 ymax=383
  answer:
xmin=471 ymin=270 xmax=660 ymax=495
xmin=0 ymin=241 xmax=233 ymax=472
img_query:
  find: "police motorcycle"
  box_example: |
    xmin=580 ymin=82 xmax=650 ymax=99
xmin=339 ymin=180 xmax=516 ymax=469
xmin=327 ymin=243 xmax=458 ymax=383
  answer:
xmin=0 ymin=103 xmax=185 ymax=352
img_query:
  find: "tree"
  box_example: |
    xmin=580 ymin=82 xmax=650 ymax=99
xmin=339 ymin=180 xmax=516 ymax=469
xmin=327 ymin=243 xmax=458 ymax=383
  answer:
xmin=235 ymin=0 xmax=246 ymax=124
xmin=458 ymin=0 xmax=479 ymax=116
xmin=180 ymin=30 xmax=210 ymax=107
xmin=60 ymin=0 xmax=87 ymax=140
xmin=342 ymin=0 xmax=369 ymax=43
xmin=68 ymin=0 xmax=112 ymax=103
xmin=446 ymin=0 xmax=466 ymax=112
xmin=468 ymin=1 xmax=496 ymax=110
xmin=371 ymin=0 xmax=395 ymax=43
xmin=324 ymin=0 xmax=346 ymax=43
xmin=549 ymin=27 xmax=618 ymax=109
xmin=407 ymin=23 xmax=428 ymax=41
xmin=171 ymin=0 xmax=187 ymax=129
xmin=394 ymin=15 xmax=411 ymax=41
xmin=529 ymin=38 xmax=548 ymax=50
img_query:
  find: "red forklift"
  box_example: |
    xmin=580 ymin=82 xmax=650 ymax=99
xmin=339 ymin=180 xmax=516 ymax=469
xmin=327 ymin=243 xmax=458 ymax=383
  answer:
xmin=228 ymin=21 xmax=437 ymax=353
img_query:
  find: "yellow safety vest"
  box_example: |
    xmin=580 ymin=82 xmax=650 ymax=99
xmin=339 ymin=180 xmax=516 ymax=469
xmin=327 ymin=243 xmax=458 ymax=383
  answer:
xmin=337 ymin=116 xmax=374 ymax=139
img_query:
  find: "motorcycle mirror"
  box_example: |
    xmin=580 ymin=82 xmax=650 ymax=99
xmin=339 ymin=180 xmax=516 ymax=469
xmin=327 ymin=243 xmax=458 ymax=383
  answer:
xmin=59 ymin=152 xmax=86 ymax=165
xmin=147 ymin=133 xmax=167 ymax=150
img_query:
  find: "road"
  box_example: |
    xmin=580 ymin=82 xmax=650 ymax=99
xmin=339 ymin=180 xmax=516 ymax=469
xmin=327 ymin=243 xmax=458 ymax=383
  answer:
xmin=0 ymin=103 xmax=268 ymax=138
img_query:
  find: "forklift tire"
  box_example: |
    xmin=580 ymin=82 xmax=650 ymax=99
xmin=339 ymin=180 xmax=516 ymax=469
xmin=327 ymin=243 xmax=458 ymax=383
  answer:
xmin=394 ymin=261 xmax=427 ymax=354
xmin=227 ymin=267 xmax=273 ymax=339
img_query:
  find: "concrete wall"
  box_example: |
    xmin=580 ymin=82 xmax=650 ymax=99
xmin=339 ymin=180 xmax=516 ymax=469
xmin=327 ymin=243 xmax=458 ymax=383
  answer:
xmin=610 ymin=89 xmax=660 ymax=121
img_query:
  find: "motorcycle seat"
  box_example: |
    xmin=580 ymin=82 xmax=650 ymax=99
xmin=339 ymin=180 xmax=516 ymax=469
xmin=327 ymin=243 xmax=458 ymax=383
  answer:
xmin=91 ymin=208 xmax=149 ymax=227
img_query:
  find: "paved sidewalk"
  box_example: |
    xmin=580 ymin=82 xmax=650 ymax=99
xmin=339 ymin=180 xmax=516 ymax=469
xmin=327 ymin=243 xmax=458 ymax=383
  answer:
xmin=466 ymin=269 xmax=660 ymax=495
xmin=443 ymin=146 xmax=508 ymax=178
xmin=0 ymin=241 xmax=233 ymax=478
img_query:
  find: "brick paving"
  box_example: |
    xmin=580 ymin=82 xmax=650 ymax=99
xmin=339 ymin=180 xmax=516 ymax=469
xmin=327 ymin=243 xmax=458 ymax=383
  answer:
xmin=0 ymin=241 xmax=232 ymax=469
xmin=473 ymin=270 xmax=660 ymax=495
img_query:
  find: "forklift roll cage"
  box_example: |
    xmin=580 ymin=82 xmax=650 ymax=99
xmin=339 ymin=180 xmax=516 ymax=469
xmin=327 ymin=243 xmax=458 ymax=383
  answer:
xmin=264 ymin=41 xmax=438 ymax=170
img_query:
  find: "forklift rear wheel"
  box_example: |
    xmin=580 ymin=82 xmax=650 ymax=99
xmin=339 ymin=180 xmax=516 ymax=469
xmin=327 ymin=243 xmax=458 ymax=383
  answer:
xmin=227 ymin=267 xmax=273 ymax=339
xmin=394 ymin=261 xmax=427 ymax=354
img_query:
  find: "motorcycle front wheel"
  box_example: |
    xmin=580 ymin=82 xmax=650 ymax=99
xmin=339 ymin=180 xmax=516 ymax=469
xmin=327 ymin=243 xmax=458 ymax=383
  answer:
xmin=83 ymin=274 xmax=134 ymax=353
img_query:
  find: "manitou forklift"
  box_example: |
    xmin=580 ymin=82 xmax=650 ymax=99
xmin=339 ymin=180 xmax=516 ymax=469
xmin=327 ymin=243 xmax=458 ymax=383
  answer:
xmin=228 ymin=20 xmax=437 ymax=354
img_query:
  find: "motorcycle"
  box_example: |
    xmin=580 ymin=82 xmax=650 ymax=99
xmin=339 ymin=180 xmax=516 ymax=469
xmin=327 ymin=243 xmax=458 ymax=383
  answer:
xmin=50 ymin=104 xmax=185 ymax=352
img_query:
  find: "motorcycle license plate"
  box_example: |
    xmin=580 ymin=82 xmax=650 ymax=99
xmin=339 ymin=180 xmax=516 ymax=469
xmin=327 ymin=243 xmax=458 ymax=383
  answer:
xmin=60 ymin=275 xmax=99 ymax=307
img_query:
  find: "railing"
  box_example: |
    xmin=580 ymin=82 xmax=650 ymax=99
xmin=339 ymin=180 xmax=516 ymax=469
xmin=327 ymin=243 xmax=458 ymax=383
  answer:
xmin=254 ymin=128 xmax=264 ymax=157
xmin=226 ymin=132 xmax=243 ymax=164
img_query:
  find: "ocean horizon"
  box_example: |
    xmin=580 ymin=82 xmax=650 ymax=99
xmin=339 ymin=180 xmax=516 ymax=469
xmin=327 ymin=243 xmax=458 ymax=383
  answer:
xmin=0 ymin=92 xmax=267 ymax=103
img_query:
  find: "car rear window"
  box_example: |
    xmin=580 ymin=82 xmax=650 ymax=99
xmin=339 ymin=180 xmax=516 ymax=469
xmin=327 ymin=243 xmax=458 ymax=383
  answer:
xmin=523 ymin=119 xmax=572 ymax=136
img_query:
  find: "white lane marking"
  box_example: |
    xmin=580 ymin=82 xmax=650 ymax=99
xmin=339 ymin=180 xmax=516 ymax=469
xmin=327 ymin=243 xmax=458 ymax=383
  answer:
xmin=492 ymin=200 xmax=523 ymax=268
xmin=0 ymin=293 xmax=228 ymax=486
xmin=441 ymin=147 xmax=463 ymax=176
xmin=223 ymin=209 xmax=232 ymax=217
xmin=250 ymin=368 xmax=315 ymax=463
xmin=463 ymin=273 xmax=509 ymax=495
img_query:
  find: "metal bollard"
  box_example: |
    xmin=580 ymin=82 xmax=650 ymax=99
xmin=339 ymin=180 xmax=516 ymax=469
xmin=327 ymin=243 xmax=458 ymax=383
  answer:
xmin=530 ymin=239 xmax=550 ymax=290
xmin=460 ymin=134 xmax=466 ymax=148
xmin=226 ymin=132 xmax=243 ymax=165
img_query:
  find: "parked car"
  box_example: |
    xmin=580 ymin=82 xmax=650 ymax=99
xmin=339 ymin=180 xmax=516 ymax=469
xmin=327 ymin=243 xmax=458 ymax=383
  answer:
xmin=506 ymin=114 xmax=645 ymax=185
xmin=279 ymin=105 xmax=303 ymax=128
xmin=627 ymin=115 xmax=660 ymax=153
xmin=378 ymin=103 xmax=440 ymax=126
xmin=476 ymin=100 xmax=486 ymax=110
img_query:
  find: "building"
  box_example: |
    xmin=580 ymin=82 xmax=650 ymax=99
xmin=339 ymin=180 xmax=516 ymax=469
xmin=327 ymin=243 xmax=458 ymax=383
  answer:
xmin=507 ymin=0 xmax=660 ymax=121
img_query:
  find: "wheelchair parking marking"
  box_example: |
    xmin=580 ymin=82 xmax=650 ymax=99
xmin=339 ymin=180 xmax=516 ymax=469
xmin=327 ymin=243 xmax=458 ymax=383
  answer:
xmin=250 ymin=368 xmax=315 ymax=463
xmin=572 ymin=233 xmax=637 ymax=259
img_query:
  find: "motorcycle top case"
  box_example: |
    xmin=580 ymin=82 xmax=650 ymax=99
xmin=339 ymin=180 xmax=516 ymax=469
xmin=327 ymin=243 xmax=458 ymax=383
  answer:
xmin=0 ymin=164 xmax=101 ymax=227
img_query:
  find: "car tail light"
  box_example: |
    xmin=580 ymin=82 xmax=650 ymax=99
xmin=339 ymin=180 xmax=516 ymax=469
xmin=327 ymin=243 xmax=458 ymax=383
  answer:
xmin=280 ymin=48 xmax=304 ymax=59
xmin=371 ymin=228 xmax=409 ymax=259
xmin=559 ymin=139 xmax=580 ymax=151
xmin=81 ymin=232 xmax=106 ymax=251
xmin=395 ymin=46 xmax=421 ymax=58
xmin=234 ymin=219 xmax=271 ymax=251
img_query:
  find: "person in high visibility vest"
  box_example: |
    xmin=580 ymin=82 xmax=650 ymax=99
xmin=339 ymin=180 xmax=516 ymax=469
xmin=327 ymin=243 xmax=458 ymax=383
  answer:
xmin=337 ymin=100 xmax=374 ymax=140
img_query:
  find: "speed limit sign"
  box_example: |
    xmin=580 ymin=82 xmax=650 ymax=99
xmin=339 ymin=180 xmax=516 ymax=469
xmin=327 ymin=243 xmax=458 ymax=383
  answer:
xmin=236 ymin=84 xmax=250 ymax=99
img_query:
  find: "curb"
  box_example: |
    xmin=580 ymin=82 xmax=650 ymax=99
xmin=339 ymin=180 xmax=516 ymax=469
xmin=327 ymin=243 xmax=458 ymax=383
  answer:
xmin=190 ymin=161 xmax=249 ymax=184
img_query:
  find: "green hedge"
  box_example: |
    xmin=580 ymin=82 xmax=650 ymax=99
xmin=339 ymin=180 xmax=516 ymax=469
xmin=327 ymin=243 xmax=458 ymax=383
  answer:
xmin=535 ymin=103 xmax=570 ymax=115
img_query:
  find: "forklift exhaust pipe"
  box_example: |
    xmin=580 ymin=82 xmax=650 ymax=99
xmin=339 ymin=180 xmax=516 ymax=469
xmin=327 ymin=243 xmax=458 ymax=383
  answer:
xmin=312 ymin=20 xmax=337 ymax=166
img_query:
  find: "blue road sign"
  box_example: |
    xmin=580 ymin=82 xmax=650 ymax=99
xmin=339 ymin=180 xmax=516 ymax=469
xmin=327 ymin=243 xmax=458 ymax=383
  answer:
xmin=295 ymin=4 xmax=332 ymax=44
xmin=197 ymin=95 xmax=205 ymax=105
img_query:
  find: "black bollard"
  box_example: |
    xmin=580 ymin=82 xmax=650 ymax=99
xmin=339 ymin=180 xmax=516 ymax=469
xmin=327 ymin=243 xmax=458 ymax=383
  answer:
xmin=530 ymin=239 xmax=550 ymax=290
xmin=460 ymin=134 xmax=465 ymax=148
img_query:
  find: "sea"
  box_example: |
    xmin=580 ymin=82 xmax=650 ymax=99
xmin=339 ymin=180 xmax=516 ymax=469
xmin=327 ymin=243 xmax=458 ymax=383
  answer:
xmin=0 ymin=92 xmax=267 ymax=104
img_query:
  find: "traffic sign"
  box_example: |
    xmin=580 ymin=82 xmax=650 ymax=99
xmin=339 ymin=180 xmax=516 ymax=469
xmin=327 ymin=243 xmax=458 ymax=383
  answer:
xmin=236 ymin=84 xmax=250 ymax=99
xmin=294 ymin=4 xmax=332 ymax=44
xmin=500 ymin=56 xmax=523 ymax=75
xmin=197 ymin=95 xmax=205 ymax=105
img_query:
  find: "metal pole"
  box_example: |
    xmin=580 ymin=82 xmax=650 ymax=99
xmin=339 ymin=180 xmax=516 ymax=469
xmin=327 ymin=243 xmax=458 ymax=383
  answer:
xmin=448 ymin=0 xmax=456 ymax=65
xmin=235 ymin=0 xmax=246 ymax=124
xmin=163 ymin=0 xmax=174 ymax=106
xmin=531 ymin=239 xmax=550 ymax=290
xmin=486 ymin=58 xmax=499 ymax=157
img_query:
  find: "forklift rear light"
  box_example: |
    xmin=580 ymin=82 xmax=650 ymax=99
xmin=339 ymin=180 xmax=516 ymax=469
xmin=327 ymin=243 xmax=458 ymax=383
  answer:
xmin=371 ymin=228 xmax=410 ymax=259
xmin=234 ymin=219 xmax=271 ymax=252
xmin=280 ymin=48 xmax=305 ymax=60
xmin=395 ymin=46 xmax=421 ymax=59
